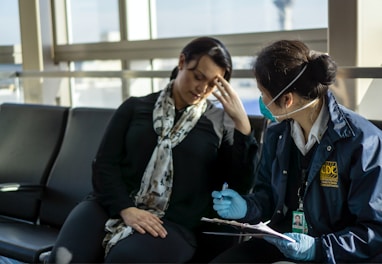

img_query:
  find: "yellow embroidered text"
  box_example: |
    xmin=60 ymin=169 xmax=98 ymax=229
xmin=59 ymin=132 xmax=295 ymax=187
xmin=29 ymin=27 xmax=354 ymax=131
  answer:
xmin=320 ymin=161 xmax=338 ymax=188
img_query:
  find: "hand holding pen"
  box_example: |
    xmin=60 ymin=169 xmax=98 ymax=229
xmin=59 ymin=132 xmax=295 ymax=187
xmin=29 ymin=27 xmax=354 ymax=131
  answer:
xmin=211 ymin=184 xmax=247 ymax=219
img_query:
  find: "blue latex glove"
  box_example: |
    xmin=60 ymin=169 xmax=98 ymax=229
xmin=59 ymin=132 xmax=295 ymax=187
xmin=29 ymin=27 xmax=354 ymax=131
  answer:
xmin=211 ymin=189 xmax=247 ymax=219
xmin=264 ymin=232 xmax=316 ymax=261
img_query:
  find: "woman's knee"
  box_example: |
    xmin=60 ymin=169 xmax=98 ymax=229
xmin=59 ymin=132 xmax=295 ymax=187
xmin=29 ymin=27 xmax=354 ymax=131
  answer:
xmin=105 ymin=230 xmax=195 ymax=263
xmin=49 ymin=199 xmax=108 ymax=263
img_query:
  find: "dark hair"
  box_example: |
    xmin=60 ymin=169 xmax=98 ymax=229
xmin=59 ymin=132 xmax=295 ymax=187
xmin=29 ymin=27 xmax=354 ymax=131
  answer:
xmin=170 ymin=37 xmax=232 ymax=81
xmin=253 ymin=40 xmax=337 ymax=105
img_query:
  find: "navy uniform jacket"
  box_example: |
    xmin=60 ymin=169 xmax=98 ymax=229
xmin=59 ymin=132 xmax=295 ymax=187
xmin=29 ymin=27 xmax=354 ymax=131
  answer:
xmin=243 ymin=91 xmax=382 ymax=263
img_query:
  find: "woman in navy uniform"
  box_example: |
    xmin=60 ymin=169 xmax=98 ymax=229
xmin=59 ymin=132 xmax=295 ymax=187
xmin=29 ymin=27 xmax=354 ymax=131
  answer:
xmin=211 ymin=39 xmax=382 ymax=263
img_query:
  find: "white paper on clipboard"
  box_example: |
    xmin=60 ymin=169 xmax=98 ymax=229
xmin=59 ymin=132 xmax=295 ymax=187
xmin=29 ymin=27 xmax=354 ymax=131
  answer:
xmin=201 ymin=217 xmax=296 ymax=243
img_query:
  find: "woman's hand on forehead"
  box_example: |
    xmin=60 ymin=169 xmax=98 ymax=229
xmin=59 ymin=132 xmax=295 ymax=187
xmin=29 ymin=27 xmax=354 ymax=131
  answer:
xmin=212 ymin=76 xmax=251 ymax=135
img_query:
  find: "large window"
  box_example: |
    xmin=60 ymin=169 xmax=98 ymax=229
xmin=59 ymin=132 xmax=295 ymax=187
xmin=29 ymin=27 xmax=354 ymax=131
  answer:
xmin=59 ymin=0 xmax=327 ymax=112
xmin=3 ymin=0 xmax=329 ymax=112
xmin=0 ymin=0 xmax=21 ymax=103
xmin=67 ymin=0 xmax=120 ymax=43
xmin=0 ymin=0 xmax=20 ymax=45
xmin=153 ymin=0 xmax=327 ymax=39
xmin=71 ymin=60 xmax=122 ymax=107
xmin=2 ymin=0 xmax=381 ymax=119
xmin=65 ymin=0 xmax=328 ymax=43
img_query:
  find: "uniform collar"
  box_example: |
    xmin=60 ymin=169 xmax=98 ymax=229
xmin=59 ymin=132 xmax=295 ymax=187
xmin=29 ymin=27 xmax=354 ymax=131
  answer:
xmin=326 ymin=91 xmax=355 ymax=138
xmin=291 ymin=97 xmax=329 ymax=155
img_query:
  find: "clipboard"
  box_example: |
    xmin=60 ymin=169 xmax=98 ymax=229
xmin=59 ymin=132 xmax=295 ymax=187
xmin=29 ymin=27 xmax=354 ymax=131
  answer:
xmin=201 ymin=217 xmax=296 ymax=243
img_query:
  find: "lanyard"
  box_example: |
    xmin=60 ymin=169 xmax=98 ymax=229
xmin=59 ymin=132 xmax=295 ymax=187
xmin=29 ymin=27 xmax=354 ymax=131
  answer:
xmin=296 ymin=142 xmax=318 ymax=211
xmin=297 ymin=168 xmax=308 ymax=211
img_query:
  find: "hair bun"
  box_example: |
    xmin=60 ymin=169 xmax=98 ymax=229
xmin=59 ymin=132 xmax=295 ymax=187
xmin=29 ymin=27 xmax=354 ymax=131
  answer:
xmin=309 ymin=53 xmax=337 ymax=85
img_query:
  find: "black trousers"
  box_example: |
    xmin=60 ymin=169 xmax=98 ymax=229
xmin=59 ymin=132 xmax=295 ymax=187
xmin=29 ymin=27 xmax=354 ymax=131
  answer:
xmin=48 ymin=199 xmax=109 ymax=263
xmin=104 ymin=220 xmax=196 ymax=263
xmin=210 ymin=237 xmax=287 ymax=263
xmin=47 ymin=198 xmax=240 ymax=263
xmin=210 ymin=237 xmax=382 ymax=263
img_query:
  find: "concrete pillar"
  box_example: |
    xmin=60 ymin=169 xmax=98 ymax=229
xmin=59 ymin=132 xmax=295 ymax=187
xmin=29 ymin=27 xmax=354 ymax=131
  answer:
xmin=18 ymin=0 xmax=63 ymax=104
xmin=328 ymin=0 xmax=382 ymax=117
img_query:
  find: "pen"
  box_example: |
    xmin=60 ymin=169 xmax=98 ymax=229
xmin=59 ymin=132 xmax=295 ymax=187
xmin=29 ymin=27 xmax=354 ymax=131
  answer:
xmin=220 ymin=182 xmax=228 ymax=200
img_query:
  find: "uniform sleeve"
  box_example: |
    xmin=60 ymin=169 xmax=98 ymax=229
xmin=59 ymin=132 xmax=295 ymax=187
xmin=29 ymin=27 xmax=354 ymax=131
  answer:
xmin=92 ymin=98 xmax=137 ymax=217
xmin=218 ymin=114 xmax=258 ymax=194
xmin=241 ymin=126 xmax=279 ymax=223
xmin=320 ymin=132 xmax=382 ymax=263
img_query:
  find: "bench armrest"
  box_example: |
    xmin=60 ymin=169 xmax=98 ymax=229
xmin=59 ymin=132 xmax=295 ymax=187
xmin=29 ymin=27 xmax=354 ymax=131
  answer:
xmin=0 ymin=183 xmax=44 ymax=192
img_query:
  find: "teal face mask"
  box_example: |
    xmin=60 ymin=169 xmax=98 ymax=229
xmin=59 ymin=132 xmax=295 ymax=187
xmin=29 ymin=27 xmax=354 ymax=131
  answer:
xmin=259 ymin=96 xmax=276 ymax=122
xmin=258 ymin=64 xmax=308 ymax=123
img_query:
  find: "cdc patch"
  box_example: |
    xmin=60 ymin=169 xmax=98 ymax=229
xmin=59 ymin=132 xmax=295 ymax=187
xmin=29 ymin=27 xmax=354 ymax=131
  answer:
xmin=320 ymin=161 xmax=339 ymax=188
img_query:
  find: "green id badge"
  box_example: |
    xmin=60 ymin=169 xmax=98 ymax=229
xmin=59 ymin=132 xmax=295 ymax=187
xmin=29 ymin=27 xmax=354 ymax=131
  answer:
xmin=292 ymin=211 xmax=308 ymax=234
